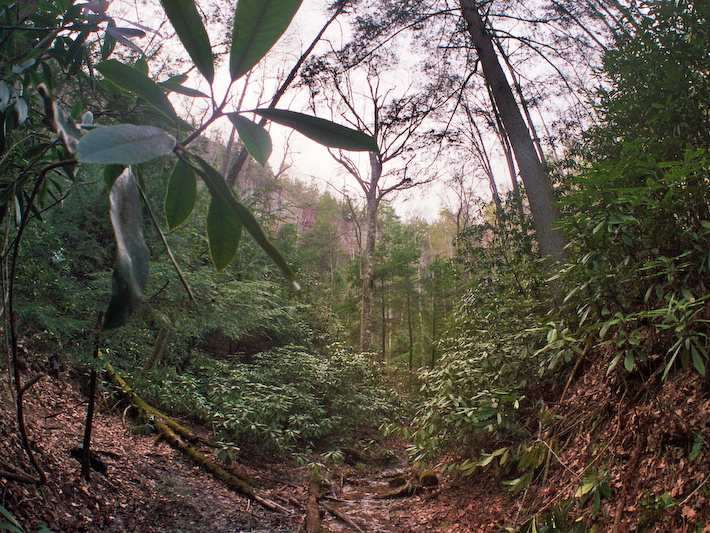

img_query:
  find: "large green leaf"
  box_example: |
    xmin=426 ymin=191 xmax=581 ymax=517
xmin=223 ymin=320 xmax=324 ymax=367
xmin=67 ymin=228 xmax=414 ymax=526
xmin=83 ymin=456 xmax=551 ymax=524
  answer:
xmin=77 ymin=124 xmax=176 ymax=164
xmin=159 ymin=0 xmax=214 ymax=83
xmin=187 ymin=155 xmax=295 ymax=282
xmin=227 ymin=113 xmax=272 ymax=166
xmin=160 ymin=78 xmax=209 ymax=98
xmin=253 ymin=108 xmax=380 ymax=152
xmin=164 ymin=158 xmax=197 ymax=229
xmin=103 ymin=164 xmax=125 ymax=189
xmin=207 ymin=195 xmax=242 ymax=272
xmin=103 ymin=168 xmax=150 ymax=330
xmin=229 ymin=0 xmax=302 ymax=81
xmin=96 ymin=59 xmax=177 ymax=121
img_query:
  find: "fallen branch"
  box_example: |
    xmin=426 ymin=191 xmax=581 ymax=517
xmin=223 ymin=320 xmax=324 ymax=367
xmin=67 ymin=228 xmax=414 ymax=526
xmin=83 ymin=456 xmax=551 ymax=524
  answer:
xmin=321 ymin=502 xmax=367 ymax=533
xmin=104 ymin=362 xmax=289 ymax=514
xmin=19 ymin=373 xmax=45 ymax=396
xmin=152 ymin=418 xmax=289 ymax=514
xmin=0 ymin=468 xmax=39 ymax=484
xmin=105 ymin=361 xmax=216 ymax=448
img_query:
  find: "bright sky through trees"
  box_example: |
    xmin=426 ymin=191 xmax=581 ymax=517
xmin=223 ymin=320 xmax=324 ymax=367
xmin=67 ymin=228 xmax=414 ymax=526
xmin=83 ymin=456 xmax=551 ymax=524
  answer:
xmin=104 ymin=0 xmax=602 ymax=222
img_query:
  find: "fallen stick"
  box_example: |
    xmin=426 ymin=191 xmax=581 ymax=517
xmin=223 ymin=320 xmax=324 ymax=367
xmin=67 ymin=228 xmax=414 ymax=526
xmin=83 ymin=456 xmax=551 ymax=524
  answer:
xmin=321 ymin=502 xmax=367 ymax=533
xmin=152 ymin=418 xmax=289 ymax=514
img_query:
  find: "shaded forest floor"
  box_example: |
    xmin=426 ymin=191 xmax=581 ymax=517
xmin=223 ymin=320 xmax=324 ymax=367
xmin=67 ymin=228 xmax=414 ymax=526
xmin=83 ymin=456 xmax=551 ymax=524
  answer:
xmin=3 ymin=356 xmax=710 ymax=531
xmin=0 ymin=367 xmax=515 ymax=532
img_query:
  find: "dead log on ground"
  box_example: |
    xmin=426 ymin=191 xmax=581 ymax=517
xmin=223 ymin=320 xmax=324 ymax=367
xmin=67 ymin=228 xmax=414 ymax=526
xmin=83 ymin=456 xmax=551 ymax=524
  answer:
xmin=105 ymin=361 xmax=216 ymax=448
xmin=104 ymin=362 xmax=289 ymax=514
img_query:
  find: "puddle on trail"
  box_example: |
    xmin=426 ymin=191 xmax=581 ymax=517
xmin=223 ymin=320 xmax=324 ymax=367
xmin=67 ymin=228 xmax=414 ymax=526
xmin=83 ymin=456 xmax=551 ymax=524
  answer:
xmin=321 ymin=474 xmax=403 ymax=533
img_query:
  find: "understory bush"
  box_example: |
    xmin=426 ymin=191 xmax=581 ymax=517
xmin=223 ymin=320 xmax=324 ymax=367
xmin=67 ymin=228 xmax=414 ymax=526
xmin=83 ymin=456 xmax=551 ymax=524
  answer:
xmin=545 ymin=2 xmax=710 ymax=379
xmin=130 ymin=344 xmax=400 ymax=453
xmin=399 ymin=198 xmax=552 ymax=466
xmin=401 ymin=3 xmax=710 ymax=508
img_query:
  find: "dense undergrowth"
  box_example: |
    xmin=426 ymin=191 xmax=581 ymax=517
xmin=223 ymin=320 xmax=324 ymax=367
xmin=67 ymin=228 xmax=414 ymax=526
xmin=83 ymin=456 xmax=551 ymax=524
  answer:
xmin=14 ymin=165 xmax=399 ymax=457
xmin=129 ymin=345 xmax=399 ymax=454
xmin=395 ymin=2 xmax=710 ymax=530
xmin=3 ymin=1 xmax=710 ymax=531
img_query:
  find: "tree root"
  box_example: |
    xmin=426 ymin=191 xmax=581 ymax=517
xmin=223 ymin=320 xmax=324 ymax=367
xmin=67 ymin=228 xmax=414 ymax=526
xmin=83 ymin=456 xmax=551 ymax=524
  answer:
xmin=104 ymin=362 xmax=289 ymax=514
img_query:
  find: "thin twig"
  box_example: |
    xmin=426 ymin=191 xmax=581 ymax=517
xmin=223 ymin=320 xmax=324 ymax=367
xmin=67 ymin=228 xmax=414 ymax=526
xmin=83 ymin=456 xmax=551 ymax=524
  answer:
xmin=135 ymin=181 xmax=197 ymax=308
xmin=6 ymin=160 xmax=75 ymax=485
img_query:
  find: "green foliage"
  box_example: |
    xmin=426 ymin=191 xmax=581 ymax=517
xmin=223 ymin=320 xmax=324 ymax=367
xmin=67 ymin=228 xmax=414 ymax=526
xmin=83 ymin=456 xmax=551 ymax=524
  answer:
xmin=253 ymin=108 xmax=381 ymax=153
xmin=206 ymin=194 xmax=243 ymax=272
xmin=516 ymin=499 xmax=587 ymax=533
xmin=551 ymin=2 xmax=710 ymax=379
xmin=159 ymin=0 xmax=214 ymax=83
xmin=77 ymin=124 xmax=177 ymax=165
xmin=401 ymin=198 xmax=550 ymax=464
xmin=229 ymin=0 xmax=304 ymax=80
xmin=131 ymin=345 xmax=399 ymax=453
xmin=0 ymin=502 xmax=54 ymax=533
xmin=190 ymin=155 xmax=293 ymax=278
xmin=506 ymin=8 xmax=710 ymax=526
xmin=574 ymin=466 xmax=611 ymax=519
xmin=513 ymin=465 xmax=612 ymax=532
xmin=2 ymin=0 xmax=378 ymax=335
xmin=227 ymin=114 xmax=272 ymax=166
xmin=94 ymin=60 xmax=178 ymax=122
xmin=164 ymin=159 xmax=197 ymax=230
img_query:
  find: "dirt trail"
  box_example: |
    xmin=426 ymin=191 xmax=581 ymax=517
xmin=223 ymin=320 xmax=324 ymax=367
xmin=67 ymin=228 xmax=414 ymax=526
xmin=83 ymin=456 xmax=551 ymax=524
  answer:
xmin=0 ymin=372 xmax=514 ymax=532
xmin=320 ymin=467 xmax=408 ymax=533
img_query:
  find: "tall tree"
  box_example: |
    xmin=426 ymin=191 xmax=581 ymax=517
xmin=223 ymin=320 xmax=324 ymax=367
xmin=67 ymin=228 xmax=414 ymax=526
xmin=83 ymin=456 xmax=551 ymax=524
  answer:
xmin=459 ymin=0 xmax=566 ymax=271
xmin=305 ymin=60 xmax=452 ymax=351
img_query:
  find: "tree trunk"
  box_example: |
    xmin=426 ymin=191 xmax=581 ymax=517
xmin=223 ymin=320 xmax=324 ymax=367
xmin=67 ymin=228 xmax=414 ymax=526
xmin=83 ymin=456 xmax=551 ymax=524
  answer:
xmin=380 ymin=276 xmax=386 ymax=362
xmin=496 ymin=40 xmax=547 ymax=166
xmin=359 ymin=153 xmax=383 ymax=353
xmin=488 ymin=84 xmax=525 ymax=220
xmin=460 ymin=0 xmax=566 ymax=269
xmin=430 ymin=291 xmax=437 ymax=369
xmin=407 ymin=291 xmax=413 ymax=372
xmin=144 ymin=327 xmax=170 ymax=371
xmin=360 ymin=193 xmax=377 ymax=353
